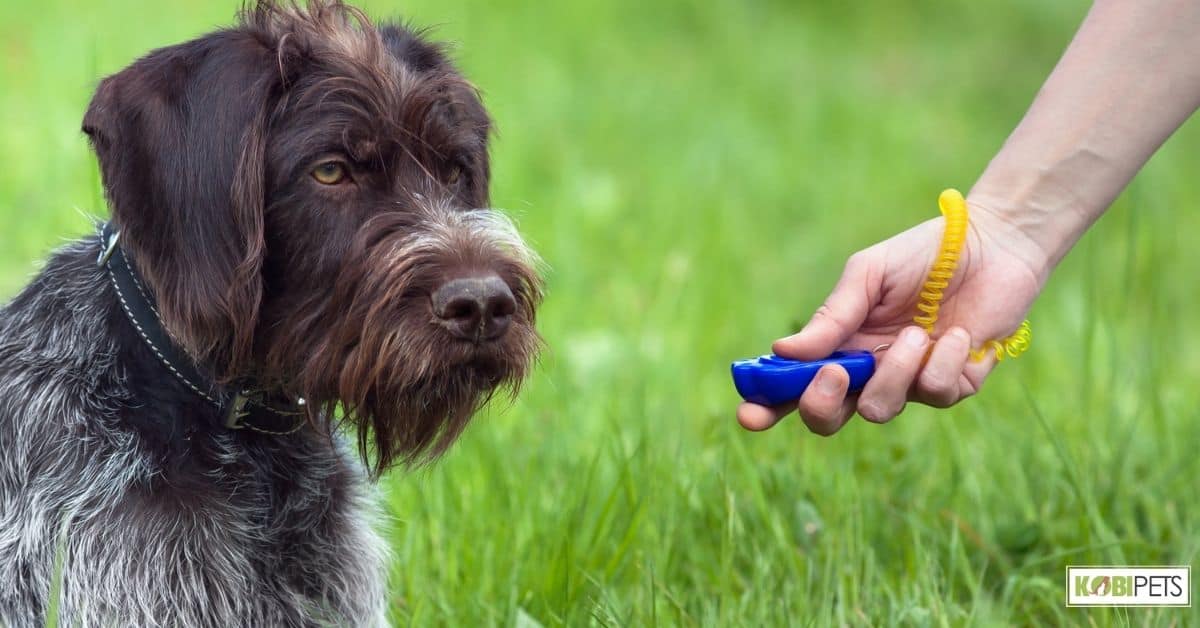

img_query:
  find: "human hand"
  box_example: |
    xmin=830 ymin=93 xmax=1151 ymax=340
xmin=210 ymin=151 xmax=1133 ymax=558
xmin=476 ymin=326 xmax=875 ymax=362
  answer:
xmin=737 ymin=200 xmax=1048 ymax=435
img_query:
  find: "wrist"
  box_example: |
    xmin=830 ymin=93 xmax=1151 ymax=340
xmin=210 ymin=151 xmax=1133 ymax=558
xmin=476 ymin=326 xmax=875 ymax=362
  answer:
xmin=964 ymin=191 xmax=1062 ymax=288
xmin=967 ymin=159 xmax=1108 ymax=278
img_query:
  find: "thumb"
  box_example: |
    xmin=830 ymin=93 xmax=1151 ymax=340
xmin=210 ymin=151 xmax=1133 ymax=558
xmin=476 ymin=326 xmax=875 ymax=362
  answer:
xmin=772 ymin=254 xmax=872 ymax=360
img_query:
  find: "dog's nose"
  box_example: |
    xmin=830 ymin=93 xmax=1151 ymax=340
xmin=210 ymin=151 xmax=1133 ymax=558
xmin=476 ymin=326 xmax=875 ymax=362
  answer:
xmin=432 ymin=275 xmax=516 ymax=341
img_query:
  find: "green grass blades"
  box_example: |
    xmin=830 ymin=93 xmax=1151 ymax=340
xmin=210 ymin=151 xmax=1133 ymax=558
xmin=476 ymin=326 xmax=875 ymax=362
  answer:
xmin=2 ymin=0 xmax=1198 ymax=625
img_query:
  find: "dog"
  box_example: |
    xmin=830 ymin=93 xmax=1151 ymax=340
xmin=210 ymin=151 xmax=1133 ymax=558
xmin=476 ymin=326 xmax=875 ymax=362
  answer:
xmin=0 ymin=2 xmax=542 ymax=625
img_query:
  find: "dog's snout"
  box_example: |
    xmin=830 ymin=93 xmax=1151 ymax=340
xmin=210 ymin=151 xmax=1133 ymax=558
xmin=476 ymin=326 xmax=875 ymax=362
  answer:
xmin=432 ymin=275 xmax=516 ymax=341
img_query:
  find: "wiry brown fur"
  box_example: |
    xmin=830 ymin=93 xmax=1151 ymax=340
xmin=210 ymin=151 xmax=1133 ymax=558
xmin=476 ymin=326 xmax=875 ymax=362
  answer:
xmin=83 ymin=0 xmax=542 ymax=474
xmin=263 ymin=203 xmax=541 ymax=472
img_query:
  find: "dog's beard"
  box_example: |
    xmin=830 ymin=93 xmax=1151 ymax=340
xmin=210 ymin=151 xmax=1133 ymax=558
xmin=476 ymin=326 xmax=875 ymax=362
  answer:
xmin=264 ymin=204 xmax=543 ymax=476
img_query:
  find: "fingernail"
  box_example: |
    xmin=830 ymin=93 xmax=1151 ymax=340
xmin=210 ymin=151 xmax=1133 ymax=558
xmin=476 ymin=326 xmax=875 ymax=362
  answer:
xmin=858 ymin=401 xmax=883 ymax=423
xmin=948 ymin=327 xmax=970 ymax=345
xmin=902 ymin=327 xmax=929 ymax=348
xmin=777 ymin=330 xmax=803 ymax=344
xmin=815 ymin=369 xmax=839 ymax=395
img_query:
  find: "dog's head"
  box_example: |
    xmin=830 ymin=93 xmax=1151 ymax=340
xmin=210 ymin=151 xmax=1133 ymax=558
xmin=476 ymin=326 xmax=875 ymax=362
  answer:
xmin=82 ymin=1 xmax=543 ymax=474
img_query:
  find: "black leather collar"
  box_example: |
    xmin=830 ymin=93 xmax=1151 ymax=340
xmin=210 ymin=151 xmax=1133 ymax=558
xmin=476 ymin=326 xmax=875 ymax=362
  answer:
xmin=98 ymin=222 xmax=307 ymax=435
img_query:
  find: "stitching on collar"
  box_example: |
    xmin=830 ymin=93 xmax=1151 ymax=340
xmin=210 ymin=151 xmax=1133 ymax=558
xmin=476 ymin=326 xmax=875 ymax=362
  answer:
xmin=105 ymin=257 xmax=222 ymax=407
xmin=99 ymin=223 xmax=306 ymax=435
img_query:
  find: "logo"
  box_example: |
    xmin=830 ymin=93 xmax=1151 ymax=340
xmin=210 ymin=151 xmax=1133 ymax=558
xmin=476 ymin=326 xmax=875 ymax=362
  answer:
xmin=1066 ymin=566 xmax=1190 ymax=607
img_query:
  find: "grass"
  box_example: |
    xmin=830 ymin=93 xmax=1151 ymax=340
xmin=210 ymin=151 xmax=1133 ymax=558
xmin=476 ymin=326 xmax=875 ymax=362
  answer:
xmin=2 ymin=0 xmax=1198 ymax=625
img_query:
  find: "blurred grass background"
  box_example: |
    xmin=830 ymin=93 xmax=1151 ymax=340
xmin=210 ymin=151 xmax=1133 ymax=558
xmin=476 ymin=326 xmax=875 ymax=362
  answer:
xmin=2 ymin=0 xmax=1198 ymax=625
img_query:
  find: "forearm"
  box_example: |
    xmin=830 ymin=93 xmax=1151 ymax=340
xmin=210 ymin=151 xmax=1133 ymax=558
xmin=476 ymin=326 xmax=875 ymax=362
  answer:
xmin=969 ymin=0 xmax=1200 ymax=271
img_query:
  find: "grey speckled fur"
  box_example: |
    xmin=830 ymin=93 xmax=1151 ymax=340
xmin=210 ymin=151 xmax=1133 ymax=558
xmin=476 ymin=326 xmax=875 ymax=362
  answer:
xmin=0 ymin=237 xmax=389 ymax=627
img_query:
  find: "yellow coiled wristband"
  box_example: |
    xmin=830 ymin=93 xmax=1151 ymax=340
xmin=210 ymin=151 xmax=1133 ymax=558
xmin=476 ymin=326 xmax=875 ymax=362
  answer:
xmin=914 ymin=189 xmax=1032 ymax=362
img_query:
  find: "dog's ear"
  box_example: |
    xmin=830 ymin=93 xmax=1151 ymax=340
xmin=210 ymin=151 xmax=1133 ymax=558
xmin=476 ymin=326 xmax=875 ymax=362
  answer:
xmin=84 ymin=35 xmax=275 ymax=379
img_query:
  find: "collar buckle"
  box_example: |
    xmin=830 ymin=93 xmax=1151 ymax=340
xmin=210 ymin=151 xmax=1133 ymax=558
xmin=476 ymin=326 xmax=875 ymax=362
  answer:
xmin=225 ymin=391 xmax=255 ymax=429
xmin=97 ymin=228 xmax=120 ymax=268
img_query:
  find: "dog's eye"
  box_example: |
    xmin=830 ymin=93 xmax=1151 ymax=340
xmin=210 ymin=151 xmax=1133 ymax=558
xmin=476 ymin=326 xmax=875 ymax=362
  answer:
xmin=312 ymin=161 xmax=349 ymax=185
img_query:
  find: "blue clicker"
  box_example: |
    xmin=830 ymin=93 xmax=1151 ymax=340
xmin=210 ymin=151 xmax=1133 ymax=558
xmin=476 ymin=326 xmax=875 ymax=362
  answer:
xmin=730 ymin=351 xmax=876 ymax=406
